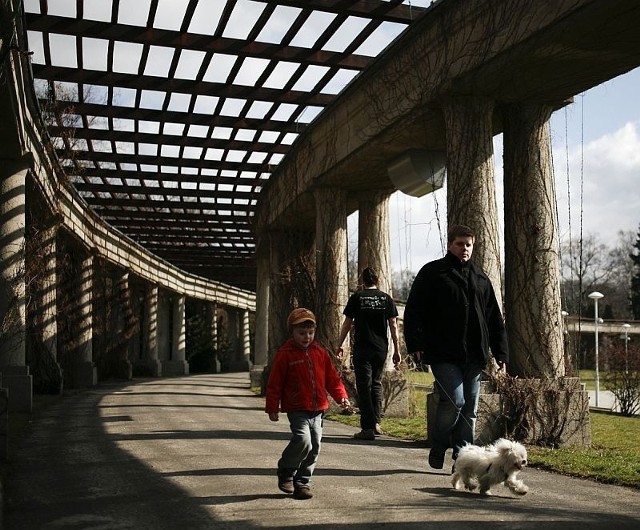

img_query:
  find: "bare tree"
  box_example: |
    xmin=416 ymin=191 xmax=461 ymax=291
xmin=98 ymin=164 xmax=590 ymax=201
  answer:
xmin=560 ymin=232 xmax=633 ymax=318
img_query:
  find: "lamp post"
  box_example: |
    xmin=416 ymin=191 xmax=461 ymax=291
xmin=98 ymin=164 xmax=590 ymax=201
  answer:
xmin=622 ymin=323 xmax=631 ymax=374
xmin=588 ymin=291 xmax=604 ymax=407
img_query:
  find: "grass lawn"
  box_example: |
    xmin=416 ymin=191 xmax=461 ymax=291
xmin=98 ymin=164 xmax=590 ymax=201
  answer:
xmin=327 ymin=371 xmax=640 ymax=489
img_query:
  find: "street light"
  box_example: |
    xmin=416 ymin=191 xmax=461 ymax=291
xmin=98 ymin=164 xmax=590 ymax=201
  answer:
xmin=588 ymin=291 xmax=604 ymax=407
xmin=621 ymin=323 xmax=631 ymax=374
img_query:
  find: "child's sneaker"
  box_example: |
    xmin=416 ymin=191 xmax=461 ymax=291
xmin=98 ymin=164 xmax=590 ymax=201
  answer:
xmin=292 ymin=485 xmax=313 ymax=500
xmin=277 ymin=469 xmax=294 ymax=494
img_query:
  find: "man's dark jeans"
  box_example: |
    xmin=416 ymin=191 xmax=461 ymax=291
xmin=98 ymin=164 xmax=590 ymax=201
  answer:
xmin=353 ymin=352 xmax=386 ymax=430
xmin=430 ymin=361 xmax=483 ymax=459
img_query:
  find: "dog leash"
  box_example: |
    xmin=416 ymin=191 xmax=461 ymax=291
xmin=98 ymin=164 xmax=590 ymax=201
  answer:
xmin=431 ymin=372 xmax=494 ymax=447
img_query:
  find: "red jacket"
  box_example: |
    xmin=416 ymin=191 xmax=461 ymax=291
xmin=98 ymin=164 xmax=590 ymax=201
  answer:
xmin=265 ymin=339 xmax=348 ymax=414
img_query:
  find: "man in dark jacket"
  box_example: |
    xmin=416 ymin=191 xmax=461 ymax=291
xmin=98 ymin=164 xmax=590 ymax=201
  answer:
xmin=404 ymin=225 xmax=508 ymax=470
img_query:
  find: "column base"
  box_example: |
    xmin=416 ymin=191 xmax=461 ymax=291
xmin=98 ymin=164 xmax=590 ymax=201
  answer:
xmin=250 ymin=365 xmax=265 ymax=389
xmin=72 ymin=361 xmax=98 ymax=388
xmin=0 ymin=388 xmax=9 ymax=461
xmin=162 ymin=360 xmax=189 ymax=376
xmin=0 ymin=366 xmax=33 ymax=412
xmin=133 ymin=359 xmax=162 ymax=377
xmin=227 ymin=359 xmax=251 ymax=372
xmin=427 ymin=378 xmax=591 ymax=447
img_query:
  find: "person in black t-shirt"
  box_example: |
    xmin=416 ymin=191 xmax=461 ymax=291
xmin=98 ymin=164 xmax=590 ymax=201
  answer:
xmin=337 ymin=267 xmax=400 ymax=440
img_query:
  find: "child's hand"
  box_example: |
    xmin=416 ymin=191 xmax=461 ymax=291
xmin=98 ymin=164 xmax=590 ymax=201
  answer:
xmin=339 ymin=398 xmax=350 ymax=409
xmin=268 ymin=412 xmax=279 ymax=422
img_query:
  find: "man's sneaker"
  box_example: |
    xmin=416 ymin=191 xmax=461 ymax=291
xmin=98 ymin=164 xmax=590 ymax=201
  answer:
xmin=428 ymin=448 xmax=445 ymax=469
xmin=277 ymin=470 xmax=294 ymax=494
xmin=353 ymin=429 xmax=375 ymax=440
xmin=292 ymin=485 xmax=313 ymax=500
xmin=374 ymin=423 xmax=384 ymax=435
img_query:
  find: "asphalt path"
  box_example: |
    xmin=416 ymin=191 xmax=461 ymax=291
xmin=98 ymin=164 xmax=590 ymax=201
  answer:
xmin=3 ymin=373 xmax=639 ymax=529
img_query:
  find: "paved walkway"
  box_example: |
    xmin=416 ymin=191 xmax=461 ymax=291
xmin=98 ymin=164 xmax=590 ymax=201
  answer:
xmin=3 ymin=373 xmax=640 ymax=529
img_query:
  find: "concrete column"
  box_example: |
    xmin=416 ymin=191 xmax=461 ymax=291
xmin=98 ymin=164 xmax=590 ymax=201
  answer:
xmin=241 ymin=309 xmax=252 ymax=369
xmin=32 ymin=223 xmax=62 ymax=393
xmin=37 ymin=225 xmax=58 ymax=359
xmin=204 ymin=301 xmax=220 ymax=373
xmin=74 ymin=253 xmax=97 ymax=387
xmin=0 ymin=157 xmax=32 ymax=411
xmin=143 ymin=284 xmax=161 ymax=376
xmin=209 ymin=301 xmax=218 ymax=352
xmin=115 ymin=271 xmax=133 ymax=379
xmin=357 ymin=190 xmax=396 ymax=369
xmin=253 ymin=240 xmax=269 ymax=366
xmin=357 ymin=190 xmax=393 ymax=294
xmin=164 ymin=294 xmax=188 ymax=375
xmin=443 ymin=96 xmax=503 ymax=308
xmin=502 ymin=102 xmax=565 ymax=378
xmin=267 ymin=231 xmax=291 ymax=360
xmin=226 ymin=307 xmax=249 ymax=371
xmin=313 ymin=187 xmax=349 ymax=351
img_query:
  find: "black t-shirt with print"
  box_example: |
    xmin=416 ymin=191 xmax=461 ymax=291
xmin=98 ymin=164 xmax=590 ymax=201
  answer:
xmin=343 ymin=289 xmax=398 ymax=358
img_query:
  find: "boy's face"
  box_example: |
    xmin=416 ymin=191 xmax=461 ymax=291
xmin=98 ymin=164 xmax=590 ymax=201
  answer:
xmin=292 ymin=324 xmax=315 ymax=349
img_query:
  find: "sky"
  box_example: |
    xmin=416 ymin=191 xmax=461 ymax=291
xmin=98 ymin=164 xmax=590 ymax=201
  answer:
xmin=378 ymin=66 xmax=640 ymax=274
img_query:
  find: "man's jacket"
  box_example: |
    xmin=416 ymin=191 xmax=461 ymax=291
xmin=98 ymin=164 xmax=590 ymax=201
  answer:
xmin=403 ymin=252 xmax=509 ymax=366
xmin=265 ymin=339 xmax=348 ymax=413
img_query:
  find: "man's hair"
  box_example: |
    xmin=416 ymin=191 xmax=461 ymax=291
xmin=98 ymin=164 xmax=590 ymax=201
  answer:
xmin=361 ymin=267 xmax=378 ymax=287
xmin=447 ymin=224 xmax=475 ymax=244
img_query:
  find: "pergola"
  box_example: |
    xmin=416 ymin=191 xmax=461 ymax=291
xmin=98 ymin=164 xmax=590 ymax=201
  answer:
xmin=23 ymin=0 xmax=430 ymax=290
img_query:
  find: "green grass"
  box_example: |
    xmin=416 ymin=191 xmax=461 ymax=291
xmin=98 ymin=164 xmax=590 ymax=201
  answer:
xmin=327 ymin=373 xmax=640 ymax=489
xmin=528 ymin=411 xmax=640 ymax=488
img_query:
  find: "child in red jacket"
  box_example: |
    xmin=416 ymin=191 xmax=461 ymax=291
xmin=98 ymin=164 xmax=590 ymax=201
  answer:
xmin=265 ymin=307 xmax=350 ymax=500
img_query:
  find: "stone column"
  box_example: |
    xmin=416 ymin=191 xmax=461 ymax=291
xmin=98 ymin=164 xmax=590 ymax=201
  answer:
xmin=358 ymin=190 xmax=396 ymax=369
xmin=357 ymin=190 xmax=393 ymax=294
xmin=442 ymin=96 xmax=503 ymax=308
xmin=32 ymin=223 xmax=63 ymax=393
xmin=502 ymin=102 xmax=565 ymax=378
xmin=253 ymin=240 xmax=269 ymax=367
xmin=313 ymin=187 xmax=349 ymax=352
xmin=37 ymin=225 xmax=59 ymax=359
xmin=0 ymin=157 xmax=32 ymax=411
xmin=143 ymin=284 xmax=161 ymax=376
xmin=267 ymin=231 xmax=288 ymax=362
xmin=115 ymin=271 xmax=133 ymax=379
xmin=226 ymin=307 xmax=250 ymax=372
xmin=164 ymin=294 xmax=188 ymax=375
xmin=209 ymin=301 xmax=218 ymax=352
xmin=204 ymin=301 xmax=220 ymax=373
xmin=74 ymin=253 xmax=97 ymax=387
xmin=242 ymin=309 xmax=252 ymax=367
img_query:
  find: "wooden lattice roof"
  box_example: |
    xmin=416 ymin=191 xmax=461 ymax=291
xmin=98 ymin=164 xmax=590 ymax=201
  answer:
xmin=24 ymin=0 xmax=430 ymax=290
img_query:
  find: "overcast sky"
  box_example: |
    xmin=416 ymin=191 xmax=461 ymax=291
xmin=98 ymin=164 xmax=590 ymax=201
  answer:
xmin=380 ymin=67 xmax=640 ymax=273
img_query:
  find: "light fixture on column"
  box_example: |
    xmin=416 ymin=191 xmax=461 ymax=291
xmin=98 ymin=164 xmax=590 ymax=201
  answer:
xmin=387 ymin=149 xmax=446 ymax=197
xmin=588 ymin=291 xmax=604 ymax=407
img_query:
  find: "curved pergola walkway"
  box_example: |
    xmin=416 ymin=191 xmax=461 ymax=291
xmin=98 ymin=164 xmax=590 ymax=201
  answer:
xmin=5 ymin=373 xmax=640 ymax=529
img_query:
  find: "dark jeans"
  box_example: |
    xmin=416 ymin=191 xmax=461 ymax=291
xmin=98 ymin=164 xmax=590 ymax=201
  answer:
xmin=430 ymin=362 xmax=483 ymax=459
xmin=353 ymin=353 xmax=385 ymax=430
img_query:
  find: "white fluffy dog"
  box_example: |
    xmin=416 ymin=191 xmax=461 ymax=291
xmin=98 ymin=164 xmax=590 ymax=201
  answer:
xmin=451 ymin=438 xmax=529 ymax=496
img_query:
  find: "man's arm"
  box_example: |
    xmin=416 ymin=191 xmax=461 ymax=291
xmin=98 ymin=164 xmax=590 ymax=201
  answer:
xmin=336 ymin=316 xmax=353 ymax=358
xmin=388 ymin=317 xmax=401 ymax=366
